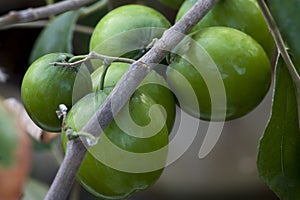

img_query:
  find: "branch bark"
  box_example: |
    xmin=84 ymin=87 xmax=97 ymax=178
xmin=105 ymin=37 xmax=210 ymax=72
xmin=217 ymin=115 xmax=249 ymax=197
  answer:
xmin=257 ymin=0 xmax=300 ymax=88
xmin=45 ymin=0 xmax=218 ymax=199
xmin=0 ymin=0 xmax=95 ymax=28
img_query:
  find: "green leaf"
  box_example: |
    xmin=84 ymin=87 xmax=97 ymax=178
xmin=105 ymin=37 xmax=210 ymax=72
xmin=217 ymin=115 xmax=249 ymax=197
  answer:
xmin=22 ymin=178 xmax=49 ymax=200
xmin=257 ymin=57 xmax=300 ymax=199
xmin=266 ymin=0 xmax=300 ymax=69
xmin=29 ymin=10 xmax=81 ymax=64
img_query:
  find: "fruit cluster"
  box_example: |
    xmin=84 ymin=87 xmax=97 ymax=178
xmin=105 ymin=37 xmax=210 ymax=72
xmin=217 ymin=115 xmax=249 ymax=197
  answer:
xmin=21 ymin=1 xmax=273 ymax=199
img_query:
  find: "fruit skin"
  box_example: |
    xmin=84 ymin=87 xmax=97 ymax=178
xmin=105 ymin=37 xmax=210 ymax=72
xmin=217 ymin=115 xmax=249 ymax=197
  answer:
xmin=166 ymin=27 xmax=272 ymax=121
xmin=89 ymin=4 xmax=171 ymax=61
xmin=176 ymin=0 xmax=275 ymax=58
xmin=21 ymin=53 xmax=93 ymax=132
xmin=61 ymin=90 xmax=168 ymax=199
xmin=91 ymin=62 xmax=176 ymax=133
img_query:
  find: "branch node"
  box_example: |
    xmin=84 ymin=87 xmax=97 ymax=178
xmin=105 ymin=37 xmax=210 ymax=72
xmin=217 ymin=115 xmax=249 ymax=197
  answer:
xmin=66 ymin=128 xmax=99 ymax=146
xmin=56 ymin=104 xmax=68 ymax=130
xmin=137 ymin=61 xmax=151 ymax=72
xmin=66 ymin=128 xmax=78 ymax=140
xmin=29 ymin=8 xmax=39 ymax=19
xmin=103 ymin=59 xmax=112 ymax=67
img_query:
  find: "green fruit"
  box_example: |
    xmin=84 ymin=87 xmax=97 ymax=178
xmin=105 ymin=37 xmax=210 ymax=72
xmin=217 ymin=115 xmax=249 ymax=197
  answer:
xmin=0 ymin=101 xmax=18 ymax=167
xmin=176 ymin=0 xmax=275 ymax=58
xmin=157 ymin=0 xmax=185 ymax=9
xmin=61 ymin=90 xmax=168 ymax=199
xmin=166 ymin=27 xmax=272 ymax=121
xmin=91 ymin=62 xmax=176 ymax=132
xmin=21 ymin=53 xmax=93 ymax=132
xmin=89 ymin=4 xmax=171 ymax=61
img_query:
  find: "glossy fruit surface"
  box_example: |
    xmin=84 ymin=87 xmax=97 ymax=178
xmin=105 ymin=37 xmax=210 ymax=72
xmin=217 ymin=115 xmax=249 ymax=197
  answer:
xmin=61 ymin=90 xmax=168 ymax=199
xmin=166 ymin=27 xmax=272 ymax=121
xmin=21 ymin=53 xmax=92 ymax=132
xmin=176 ymin=0 xmax=275 ymax=58
xmin=89 ymin=4 xmax=171 ymax=61
xmin=91 ymin=62 xmax=176 ymax=132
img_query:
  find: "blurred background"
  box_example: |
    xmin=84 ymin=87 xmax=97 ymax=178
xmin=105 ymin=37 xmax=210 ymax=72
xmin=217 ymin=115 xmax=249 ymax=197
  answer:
xmin=0 ymin=0 xmax=278 ymax=199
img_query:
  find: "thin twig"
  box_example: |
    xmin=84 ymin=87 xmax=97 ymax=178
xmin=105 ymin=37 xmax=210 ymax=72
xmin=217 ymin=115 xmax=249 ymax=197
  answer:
xmin=0 ymin=0 xmax=95 ymax=28
xmin=257 ymin=0 xmax=300 ymax=89
xmin=257 ymin=0 xmax=300 ymax=127
xmin=51 ymin=51 xmax=136 ymax=67
xmin=0 ymin=20 xmax=94 ymax=34
xmin=0 ymin=0 xmax=108 ymax=31
xmin=45 ymin=0 xmax=218 ymax=199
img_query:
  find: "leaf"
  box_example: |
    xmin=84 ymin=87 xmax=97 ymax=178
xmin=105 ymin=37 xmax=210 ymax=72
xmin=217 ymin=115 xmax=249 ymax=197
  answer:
xmin=266 ymin=0 xmax=300 ymax=69
xmin=22 ymin=178 xmax=49 ymax=200
xmin=257 ymin=57 xmax=300 ymax=199
xmin=29 ymin=10 xmax=81 ymax=64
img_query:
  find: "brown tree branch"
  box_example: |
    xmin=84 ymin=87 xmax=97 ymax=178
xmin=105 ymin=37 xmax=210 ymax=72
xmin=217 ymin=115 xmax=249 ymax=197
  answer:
xmin=0 ymin=0 xmax=95 ymax=28
xmin=45 ymin=0 xmax=218 ymax=199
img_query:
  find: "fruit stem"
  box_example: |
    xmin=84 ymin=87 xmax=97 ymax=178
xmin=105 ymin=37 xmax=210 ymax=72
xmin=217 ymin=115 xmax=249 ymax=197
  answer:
xmin=52 ymin=51 xmax=136 ymax=67
xmin=99 ymin=63 xmax=110 ymax=91
xmin=146 ymin=38 xmax=159 ymax=49
xmin=67 ymin=129 xmax=98 ymax=146
xmin=68 ymin=55 xmax=89 ymax=63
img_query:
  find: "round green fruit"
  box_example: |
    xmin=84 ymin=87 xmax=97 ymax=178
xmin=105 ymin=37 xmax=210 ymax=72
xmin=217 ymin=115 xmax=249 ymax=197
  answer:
xmin=61 ymin=90 xmax=168 ymax=199
xmin=89 ymin=4 xmax=171 ymax=61
xmin=166 ymin=27 xmax=272 ymax=121
xmin=21 ymin=53 xmax=93 ymax=132
xmin=176 ymin=0 xmax=275 ymax=58
xmin=91 ymin=62 xmax=176 ymax=133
